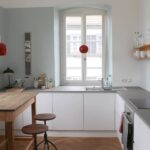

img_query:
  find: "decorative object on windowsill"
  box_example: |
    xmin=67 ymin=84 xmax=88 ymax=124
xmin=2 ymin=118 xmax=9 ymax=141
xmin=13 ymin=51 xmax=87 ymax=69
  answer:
xmin=79 ymin=44 xmax=88 ymax=53
xmin=37 ymin=73 xmax=47 ymax=89
xmin=45 ymin=78 xmax=53 ymax=89
xmin=3 ymin=67 xmax=15 ymax=88
xmin=0 ymin=42 xmax=7 ymax=56
xmin=25 ymin=32 xmax=31 ymax=75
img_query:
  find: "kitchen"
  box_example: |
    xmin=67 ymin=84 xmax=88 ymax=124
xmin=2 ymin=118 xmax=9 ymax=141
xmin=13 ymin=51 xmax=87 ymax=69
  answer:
xmin=0 ymin=0 xmax=150 ymax=150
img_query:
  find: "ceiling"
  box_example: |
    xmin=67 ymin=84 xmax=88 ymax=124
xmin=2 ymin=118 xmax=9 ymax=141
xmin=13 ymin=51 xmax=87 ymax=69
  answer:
xmin=0 ymin=0 xmax=104 ymax=9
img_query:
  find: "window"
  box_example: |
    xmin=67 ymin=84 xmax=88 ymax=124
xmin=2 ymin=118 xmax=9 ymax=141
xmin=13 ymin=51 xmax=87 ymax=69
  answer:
xmin=61 ymin=8 xmax=108 ymax=85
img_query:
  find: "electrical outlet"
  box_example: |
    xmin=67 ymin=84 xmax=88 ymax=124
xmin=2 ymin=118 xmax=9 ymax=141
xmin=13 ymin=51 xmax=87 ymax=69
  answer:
xmin=122 ymin=79 xmax=127 ymax=83
xmin=128 ymin=79 xmax=132 ymax=83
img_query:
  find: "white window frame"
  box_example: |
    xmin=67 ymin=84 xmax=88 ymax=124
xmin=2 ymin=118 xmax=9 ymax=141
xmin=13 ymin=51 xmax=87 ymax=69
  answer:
xmin=60 ymin=7 xmax=108 ymax=86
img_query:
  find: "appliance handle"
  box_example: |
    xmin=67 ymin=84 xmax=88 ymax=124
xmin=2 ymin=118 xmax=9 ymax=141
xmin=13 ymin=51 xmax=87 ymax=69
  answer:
xmin=123 ymin=112 xmax=133 ymax=125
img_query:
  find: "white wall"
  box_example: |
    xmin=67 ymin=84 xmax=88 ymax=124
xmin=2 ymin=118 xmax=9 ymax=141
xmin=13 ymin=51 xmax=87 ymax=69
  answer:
xmin=0 ymin=0 xmax=142 ymax=87
xmin=109 ymin=0 xmax=140 ymax=86
xmin=0 ymin=7 xmax=6 ymax=71
xmin=75 ymin=0 xmax=140 ymax=86
xmin=138 ymin=0 xmax=150 ymax=90
xmin=59 ymin=0 xmax=141 ymax=86
xmin=3 ymin=7 xmax=56 ymax=82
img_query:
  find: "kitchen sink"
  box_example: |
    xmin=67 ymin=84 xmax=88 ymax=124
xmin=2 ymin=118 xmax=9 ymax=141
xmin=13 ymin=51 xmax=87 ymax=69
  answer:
xmin=85 ymin=86 xmax=104 ymax=91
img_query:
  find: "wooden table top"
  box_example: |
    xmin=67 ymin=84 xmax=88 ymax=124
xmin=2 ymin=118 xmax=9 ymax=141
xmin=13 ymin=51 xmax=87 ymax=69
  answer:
xmin=0 ymin=91 xmax=38 ymax=111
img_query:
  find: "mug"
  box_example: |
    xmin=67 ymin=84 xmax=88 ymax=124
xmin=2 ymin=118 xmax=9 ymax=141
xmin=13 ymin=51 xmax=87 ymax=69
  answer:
xmin=140 ymin=51 xmax=145 ymax=58
xmin=146 ymin=50 xmax=150 ymax=58
xmin=134 ymin=50 xmax=140 ymax=58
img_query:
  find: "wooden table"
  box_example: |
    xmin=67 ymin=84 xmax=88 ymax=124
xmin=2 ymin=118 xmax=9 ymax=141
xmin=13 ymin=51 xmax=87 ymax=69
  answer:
xmin=0 ymin=91 xmax=38 ymax=150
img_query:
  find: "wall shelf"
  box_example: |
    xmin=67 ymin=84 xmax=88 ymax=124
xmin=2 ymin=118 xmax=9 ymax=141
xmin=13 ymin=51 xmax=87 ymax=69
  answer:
xmin=136 ymin=44 xmax=150 ymax=51
xmin=134 ymin=44 xmax=150 ymax=59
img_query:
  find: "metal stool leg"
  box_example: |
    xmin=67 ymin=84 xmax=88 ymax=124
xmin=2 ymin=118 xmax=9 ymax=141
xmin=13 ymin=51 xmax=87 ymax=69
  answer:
xmin=44 ymin=132 xmax=50 ymax=150
xmin=34 ymin=136 xmax=38 ymax=150
xmin=44 ymin=121 xmax=57 ymax=150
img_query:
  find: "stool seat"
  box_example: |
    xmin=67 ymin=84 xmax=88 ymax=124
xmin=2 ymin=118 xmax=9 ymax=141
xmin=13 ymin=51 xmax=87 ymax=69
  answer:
xmin=22 ymin=124 xmax=48 ymax=135
xmin=35 ymin=113 xmax=56 ymax=121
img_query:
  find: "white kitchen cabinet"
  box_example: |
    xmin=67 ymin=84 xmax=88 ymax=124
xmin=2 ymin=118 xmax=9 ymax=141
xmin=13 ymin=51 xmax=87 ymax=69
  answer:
xmin=14 ymin=114 xmax=24 ymax=130
xmin=22 ymin=93 xmax=53 ymax=129
xmin=115 ymin=94 xmax=125 ymax=143
xmin=35 ymin=93 xmax=53 ymax=129
xmin=134 ymin=113 xmax=150 ymax=150
xmin=84 ymin=93 xmax=115 ymax=130
xmin=0 ymin=114 xmax=25 ymax=130
xmin=53 ymin=93 xmax=83 ymax=130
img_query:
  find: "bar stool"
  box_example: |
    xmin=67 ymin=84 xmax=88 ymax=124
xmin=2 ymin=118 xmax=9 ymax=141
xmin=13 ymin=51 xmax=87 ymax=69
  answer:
xmin=34 ymin=113 xmax=57 ymax=150
xmin=22 ymin=124 xmax=48 ymax=150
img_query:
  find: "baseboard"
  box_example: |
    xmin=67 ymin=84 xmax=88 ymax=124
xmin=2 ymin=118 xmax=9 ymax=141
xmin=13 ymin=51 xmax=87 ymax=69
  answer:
xmin=46 ymin=130 xmax=117 ymax=137
xmin=0 ymin=129 xmax=117 ymax=137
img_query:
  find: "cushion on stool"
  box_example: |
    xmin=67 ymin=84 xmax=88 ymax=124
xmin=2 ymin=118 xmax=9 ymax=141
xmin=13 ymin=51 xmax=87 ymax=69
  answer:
xmin=22 ymin=124 xmax=48 ymax=135
xmin=35 ymin=113 xmax=56 ymax=121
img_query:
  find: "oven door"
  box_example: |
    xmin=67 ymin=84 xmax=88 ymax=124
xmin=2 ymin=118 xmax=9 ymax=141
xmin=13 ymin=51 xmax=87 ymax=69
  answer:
xmin=122 ymin=112 xmax=133 ymax=150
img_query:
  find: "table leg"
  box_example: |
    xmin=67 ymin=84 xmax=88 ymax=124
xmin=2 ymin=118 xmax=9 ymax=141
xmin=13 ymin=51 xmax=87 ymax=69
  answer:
xmin=31 ymin=97 xmax=36 ymax=124
xmin=31 ymin=97 xmax=37 ymax=145
xmin=5 ymin=122 xmax=14 ymax=150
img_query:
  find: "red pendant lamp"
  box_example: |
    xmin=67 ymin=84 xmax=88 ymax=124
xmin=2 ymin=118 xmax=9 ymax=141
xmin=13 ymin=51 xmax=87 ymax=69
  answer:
xmin=0 ymin=42 xmax=7 ymax=56
xmin=79 ymin=44 xmax=88 ymax=53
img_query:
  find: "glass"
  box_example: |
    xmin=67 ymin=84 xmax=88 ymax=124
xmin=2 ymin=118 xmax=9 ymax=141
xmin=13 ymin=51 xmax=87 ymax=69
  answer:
xmin=86 ymin=15 xmax=103 ymax=80
xmin=66 ymin=17 xmax=82 ymax=80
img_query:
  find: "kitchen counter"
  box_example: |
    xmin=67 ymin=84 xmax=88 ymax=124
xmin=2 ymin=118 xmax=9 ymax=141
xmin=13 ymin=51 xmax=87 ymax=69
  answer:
xmin=26 ymin=86 xmax=123 ymax=93
xmin=118 ymin=87 xmax=150 ymax=129
xmin=43 ymin=86 xmax=150 ymax=129
xmin=5 ymin=86 xmax=150 ymax=130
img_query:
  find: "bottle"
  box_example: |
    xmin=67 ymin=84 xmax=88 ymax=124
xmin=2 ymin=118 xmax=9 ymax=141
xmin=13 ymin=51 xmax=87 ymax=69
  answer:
xmin=138 ymin=34 xmax=144 ymax=47
xmin=34 ymin=78 xmax=38 ymax=88
xmin=134 ymin=32 xmax=140 ymax=48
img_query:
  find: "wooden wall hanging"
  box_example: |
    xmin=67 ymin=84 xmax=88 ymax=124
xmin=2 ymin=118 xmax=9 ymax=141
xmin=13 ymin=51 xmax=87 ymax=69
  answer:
xmin=25 ymin=33 xmax=31 ymax=75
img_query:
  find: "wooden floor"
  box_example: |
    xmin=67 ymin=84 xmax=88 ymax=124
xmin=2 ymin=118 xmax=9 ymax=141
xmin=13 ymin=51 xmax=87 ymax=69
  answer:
xmin=39 ymin=137 xmax=122 ymax=150
xmin=0 ymin=136 xmax=122 ymax=150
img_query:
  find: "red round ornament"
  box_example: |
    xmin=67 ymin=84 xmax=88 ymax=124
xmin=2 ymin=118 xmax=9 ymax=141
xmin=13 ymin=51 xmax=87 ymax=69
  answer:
xmin=0 ymin=42 xmax=7 ymax=56
xmin=79 ymin=45 xmax=88 ymax=53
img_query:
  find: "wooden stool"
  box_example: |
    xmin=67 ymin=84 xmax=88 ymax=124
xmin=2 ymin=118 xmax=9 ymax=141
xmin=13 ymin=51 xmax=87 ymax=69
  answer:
xmin=35 ymin=113 xmax=57 ymax=150
xmin=22 ymin=124 xmax=48 ymax=150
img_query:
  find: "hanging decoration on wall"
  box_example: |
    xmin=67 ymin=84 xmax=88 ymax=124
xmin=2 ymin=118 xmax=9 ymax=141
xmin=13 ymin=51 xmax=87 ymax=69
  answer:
xmin=79 ymin=44 xmax=88 ymax=53
xmin=25 ymin=32 xmax=31 ymax=75
xmin=0 ymin=42 xmax=7 ymax=56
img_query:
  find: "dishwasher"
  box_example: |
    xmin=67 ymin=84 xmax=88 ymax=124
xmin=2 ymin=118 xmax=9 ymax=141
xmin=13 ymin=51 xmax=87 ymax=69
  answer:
xmin=122 ymin=105 xmax=134 ymax=150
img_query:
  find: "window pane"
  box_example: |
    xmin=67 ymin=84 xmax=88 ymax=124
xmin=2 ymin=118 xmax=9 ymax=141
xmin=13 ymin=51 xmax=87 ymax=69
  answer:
xmin=86 ymin=15 xmax=103 ymax=80
xmin=66 ymin=17 xmax=82 ymax=80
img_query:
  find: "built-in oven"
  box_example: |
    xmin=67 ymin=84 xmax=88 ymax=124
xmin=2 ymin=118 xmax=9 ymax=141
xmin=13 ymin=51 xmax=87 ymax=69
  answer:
xmin=122 ymin=105 xmax=134 ymax=150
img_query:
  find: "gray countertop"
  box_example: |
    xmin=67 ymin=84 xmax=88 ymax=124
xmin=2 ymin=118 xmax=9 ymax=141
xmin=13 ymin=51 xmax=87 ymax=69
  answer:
xmin=25 ymin=86 xmax=117 ymax=93
xmin=24 ymin=86 xmax=150 ymax=129
xmin=118 ymin=87 xmax=150 ymax=129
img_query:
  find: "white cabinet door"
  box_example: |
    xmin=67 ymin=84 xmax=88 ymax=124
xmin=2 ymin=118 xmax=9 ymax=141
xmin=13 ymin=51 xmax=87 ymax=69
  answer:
xmin=35 ymin=93 xmax=53 ymax=129
xmin=84 ymin=93 xmax=115 ymax=130
xmin=14 ymin=114 xmax=24 ymax=130
xmin=22 ymin=93 xmax=53 ymax=129
xmin=0 ymin=114 xmax=24 ymax=130
xmin=134 ymin=114 xmax=150 ymax=150
xmin=53 ymin=93 xmax=83 ymax=130
xmin=115 ymin=94 xmax=125 ymax=143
